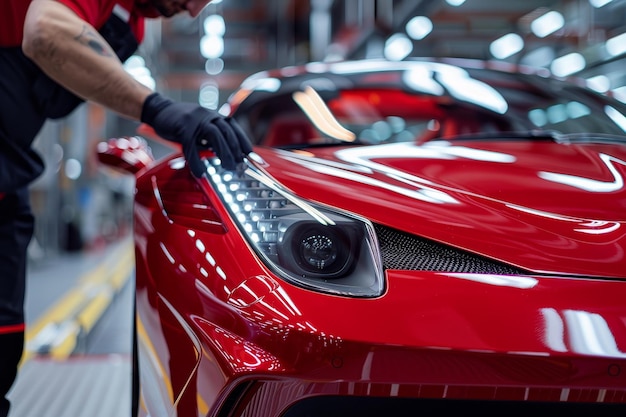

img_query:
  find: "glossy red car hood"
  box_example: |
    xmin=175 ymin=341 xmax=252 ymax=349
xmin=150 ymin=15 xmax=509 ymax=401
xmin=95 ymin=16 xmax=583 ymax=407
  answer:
xmin=254 ymin=138 xmax=626 ymax=278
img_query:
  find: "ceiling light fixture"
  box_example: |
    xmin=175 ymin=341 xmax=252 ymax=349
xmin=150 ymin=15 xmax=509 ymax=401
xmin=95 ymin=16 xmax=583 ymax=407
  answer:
xmin=489 ymin=33 xmax=524 ymax=59
xmin=551 ymin=52 xmax=586 ymax=77
xmin=405 ymin=16 xmax=433 ymax=40
xmin=530 ymin=11 xmax=564 ymax=38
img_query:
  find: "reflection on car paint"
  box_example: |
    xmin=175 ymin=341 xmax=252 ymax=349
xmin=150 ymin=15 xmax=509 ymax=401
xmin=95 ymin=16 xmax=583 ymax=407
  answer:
xmin=542 ymin=308 xmax=626 ymax=358
xmin=539 ymin=153 xmax=625 ymax=192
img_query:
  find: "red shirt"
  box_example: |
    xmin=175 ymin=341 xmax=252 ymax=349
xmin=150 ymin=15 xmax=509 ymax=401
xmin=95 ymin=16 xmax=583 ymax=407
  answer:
xmin=1 ymin=0 xmax=144 ymax=47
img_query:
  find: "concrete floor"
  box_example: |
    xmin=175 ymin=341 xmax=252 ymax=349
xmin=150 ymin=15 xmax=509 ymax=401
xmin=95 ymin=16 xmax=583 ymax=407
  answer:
xmin=7 ymin=237 xmax=135 ymax=417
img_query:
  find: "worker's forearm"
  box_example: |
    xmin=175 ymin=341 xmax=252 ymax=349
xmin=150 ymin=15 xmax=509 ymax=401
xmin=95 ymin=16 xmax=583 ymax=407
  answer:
xmin=22 ymin=0 xmax=152 ymax=120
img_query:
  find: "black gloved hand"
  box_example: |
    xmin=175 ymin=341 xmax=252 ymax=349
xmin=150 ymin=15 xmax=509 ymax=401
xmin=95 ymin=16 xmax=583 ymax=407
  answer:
xmin=140 ymin=92 xmax=253 ymax=176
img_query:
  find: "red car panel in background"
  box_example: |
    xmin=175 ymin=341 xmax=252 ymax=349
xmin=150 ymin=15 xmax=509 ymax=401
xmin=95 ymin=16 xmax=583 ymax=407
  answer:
xmin=98 ymin=58 xmax=626 ymax=417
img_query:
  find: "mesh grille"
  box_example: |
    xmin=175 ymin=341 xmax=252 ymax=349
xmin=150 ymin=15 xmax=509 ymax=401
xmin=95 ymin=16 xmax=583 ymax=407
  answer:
xmin=374 ymin=224 xmax=526 ymax=275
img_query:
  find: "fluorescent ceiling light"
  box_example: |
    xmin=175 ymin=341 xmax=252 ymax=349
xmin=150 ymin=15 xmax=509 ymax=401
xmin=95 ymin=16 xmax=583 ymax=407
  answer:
xmin=589 ymin=0 xmax=613 ymax=7
xmin=200 ymin=34 xmax=224 ymax=59
xmin=586 ymin=75 xmax=611 ymax=93
xmin=606 ymin=32 xmax=626 ymax=56
xmin=551 ymin=52 xmax=586 ymax=77
xmin=530 ymin=11 xmax=564 ymax=38
xmin=204 ymin=14 xmax=225 ymax=36
xmin=406 ymin=16 xmax=433 ymax=40
xmin=384 ymin=34 xmax=413 ymax=61
xmin=520 ymin=46 xmax=555 ymax=67
xmin=613 ymin=86 xmax=626 ymax=103
xmin=490 ymin=33 xmax=524 ymax=59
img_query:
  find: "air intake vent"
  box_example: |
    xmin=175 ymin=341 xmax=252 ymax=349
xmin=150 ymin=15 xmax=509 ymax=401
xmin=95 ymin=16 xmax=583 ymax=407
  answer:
xmin=374 ymin=224 xmax=525 ymax=275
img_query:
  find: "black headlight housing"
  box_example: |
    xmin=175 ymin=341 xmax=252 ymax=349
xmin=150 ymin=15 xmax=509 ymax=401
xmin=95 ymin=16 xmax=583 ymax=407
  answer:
xmin=280 ymin=216 xmax=358 ymax=278
xmin=203 ymin=156 xmax=384 ymax=297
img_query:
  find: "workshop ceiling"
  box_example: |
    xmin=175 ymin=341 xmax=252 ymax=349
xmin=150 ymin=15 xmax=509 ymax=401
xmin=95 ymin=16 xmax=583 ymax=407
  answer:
xmin=143 ymin=0 xmax=626 ymax=103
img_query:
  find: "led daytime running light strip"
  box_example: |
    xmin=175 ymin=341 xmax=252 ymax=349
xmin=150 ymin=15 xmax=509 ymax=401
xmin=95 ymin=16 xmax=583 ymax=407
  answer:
xmin=242 ymin=165 xmax=335 ymax=226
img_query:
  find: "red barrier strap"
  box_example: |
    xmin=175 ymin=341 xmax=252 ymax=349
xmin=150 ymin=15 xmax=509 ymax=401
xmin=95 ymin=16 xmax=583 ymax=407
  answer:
xmin=0 ymin=323 xmax=25 ymax=334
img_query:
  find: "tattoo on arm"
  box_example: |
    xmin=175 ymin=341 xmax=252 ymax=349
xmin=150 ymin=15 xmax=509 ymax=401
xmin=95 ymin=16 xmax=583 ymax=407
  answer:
xmin=74 ymin=25 xmax=113 ymax=57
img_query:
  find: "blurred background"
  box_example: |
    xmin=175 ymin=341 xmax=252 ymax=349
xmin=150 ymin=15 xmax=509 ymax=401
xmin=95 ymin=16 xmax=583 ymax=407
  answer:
xmin=28 ymin=0 xmax=626 ymax=259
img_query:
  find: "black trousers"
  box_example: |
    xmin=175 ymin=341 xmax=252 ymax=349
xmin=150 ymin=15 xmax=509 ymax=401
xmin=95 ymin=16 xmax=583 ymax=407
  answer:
xmin=0 ymin=189 xmax=34 ymax=417
xmin=0 ymin=46 xmax=43 ymax=417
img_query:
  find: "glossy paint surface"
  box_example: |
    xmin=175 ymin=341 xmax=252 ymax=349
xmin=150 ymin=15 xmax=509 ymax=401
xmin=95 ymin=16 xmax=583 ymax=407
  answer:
xmin=97 ymin=59 xmax=626 ymax=417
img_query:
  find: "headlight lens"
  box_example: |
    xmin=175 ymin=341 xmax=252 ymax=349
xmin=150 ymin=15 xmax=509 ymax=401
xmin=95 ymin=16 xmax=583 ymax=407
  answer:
xmin=204 ymin=157 xmax=384 ymax=297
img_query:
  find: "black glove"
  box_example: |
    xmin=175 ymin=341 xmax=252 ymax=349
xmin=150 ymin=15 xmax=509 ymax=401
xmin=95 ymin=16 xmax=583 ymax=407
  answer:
xmin=140 ymin=92 xmax=253 ymax=176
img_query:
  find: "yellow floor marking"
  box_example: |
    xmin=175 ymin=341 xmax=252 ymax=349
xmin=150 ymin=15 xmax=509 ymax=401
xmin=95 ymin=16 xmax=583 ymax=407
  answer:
xmin=136 ymin=314 xmax=175 ymax=405
xmin=22 ymin=238 xmax=134 ymax=364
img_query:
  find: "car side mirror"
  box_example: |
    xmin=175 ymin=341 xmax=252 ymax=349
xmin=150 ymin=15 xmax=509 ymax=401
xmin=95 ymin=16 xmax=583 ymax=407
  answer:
xmin=96 ymin=136 xmax=154 ymax=175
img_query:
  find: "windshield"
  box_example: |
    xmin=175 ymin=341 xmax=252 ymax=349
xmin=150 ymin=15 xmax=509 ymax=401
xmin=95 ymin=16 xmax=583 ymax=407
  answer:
xmin=234 ymin=66 xmax=626 ymax=148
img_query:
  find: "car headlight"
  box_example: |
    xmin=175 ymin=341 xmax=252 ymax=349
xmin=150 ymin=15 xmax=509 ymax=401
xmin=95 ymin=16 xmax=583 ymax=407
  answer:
xmin=204 ymin=157 xmax=384 ymax=298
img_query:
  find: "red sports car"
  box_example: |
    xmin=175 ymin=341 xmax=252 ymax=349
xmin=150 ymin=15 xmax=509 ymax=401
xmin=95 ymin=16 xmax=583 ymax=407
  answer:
xmin=99 ymin=59 xmax=626 ymax=417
